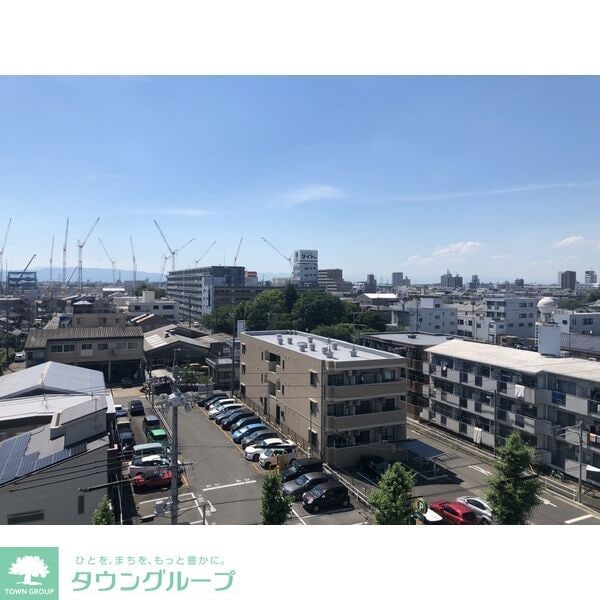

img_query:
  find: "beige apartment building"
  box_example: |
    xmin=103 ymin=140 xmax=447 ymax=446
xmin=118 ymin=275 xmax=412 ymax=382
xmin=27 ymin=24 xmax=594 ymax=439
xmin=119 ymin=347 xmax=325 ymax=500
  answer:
xmin=240 ymin=330 xmax=407 ymax=468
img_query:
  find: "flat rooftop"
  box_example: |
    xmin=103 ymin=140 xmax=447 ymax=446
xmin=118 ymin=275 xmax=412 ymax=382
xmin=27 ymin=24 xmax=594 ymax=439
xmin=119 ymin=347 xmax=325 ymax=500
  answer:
xmin=242 ymin=330 xmax=403 ymax=363
xmin=363 ymin=332 xmax=453 ymax=347
xmin=430 ymin=338 xmax=600 ymax=383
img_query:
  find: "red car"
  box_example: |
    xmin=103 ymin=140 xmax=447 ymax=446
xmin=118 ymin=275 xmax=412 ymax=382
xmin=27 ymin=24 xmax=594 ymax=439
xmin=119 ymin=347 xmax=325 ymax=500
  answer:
xmin=132 ymin=470 xmax=180 ymax=492
xmin=429 ymin=501 xmax=479 ymax=524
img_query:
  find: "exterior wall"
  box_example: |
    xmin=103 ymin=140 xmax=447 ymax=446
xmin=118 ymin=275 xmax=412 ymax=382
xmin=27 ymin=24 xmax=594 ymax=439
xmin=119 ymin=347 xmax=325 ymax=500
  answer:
xmin=0 ymin=445 xmax=109 ymax=525
xmin=240 ymin=332 xmax=406 ymax=469
xmin=292 ymin=250 xmax=318 ymax=284
xmin=70 ymin=313 xmax=127 ymax=328
xmin=484 ymin=297 xmax=538 ymax=342
xmin=555 ymin=310 xmax=600 ymax=335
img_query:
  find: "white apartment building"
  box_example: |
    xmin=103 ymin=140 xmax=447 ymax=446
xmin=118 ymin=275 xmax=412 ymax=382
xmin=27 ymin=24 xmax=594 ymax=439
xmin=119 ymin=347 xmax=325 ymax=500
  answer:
xmin=292 ymin=250 xmax=318 ymax=285
xmin=484 ymin=297 xmax=539 ymax=342
xmin=554 ymin=309 xmax=600 ymax=336
xmin=113 ymin=290 xmax=179 ymax=321
xmin=390 ymin=297 xmax=457 ymax=335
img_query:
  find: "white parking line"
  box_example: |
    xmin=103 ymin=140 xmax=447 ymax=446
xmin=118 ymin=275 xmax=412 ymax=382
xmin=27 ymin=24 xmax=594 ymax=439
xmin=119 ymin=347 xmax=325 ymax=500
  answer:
xmin=565 ymin=514 xmax=597 ymax=524
xmin=202 ymin=480 xmax=256 ymax=492
xmin=468 ymin=465 xmax=492 ymax=476
xmin=291 ymin=507 xmax=307 ymax=525
xmin=537 ymin=496 xmax=558 ymax=508
xmin=137 ymin=492 xmax=194 ymax=505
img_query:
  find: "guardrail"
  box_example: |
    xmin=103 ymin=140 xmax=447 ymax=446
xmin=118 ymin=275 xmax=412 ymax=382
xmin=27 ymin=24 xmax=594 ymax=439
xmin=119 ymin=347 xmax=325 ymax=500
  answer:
xmin=322 ymin=464 xmax=372 ymax=509
xmin=540 ymin=476 xmax=577 ymax=500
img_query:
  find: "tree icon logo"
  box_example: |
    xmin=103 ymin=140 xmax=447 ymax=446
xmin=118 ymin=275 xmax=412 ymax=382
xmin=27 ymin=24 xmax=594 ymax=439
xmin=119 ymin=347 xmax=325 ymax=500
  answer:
xmin=8 ymin=555 xmax=50 ymax=586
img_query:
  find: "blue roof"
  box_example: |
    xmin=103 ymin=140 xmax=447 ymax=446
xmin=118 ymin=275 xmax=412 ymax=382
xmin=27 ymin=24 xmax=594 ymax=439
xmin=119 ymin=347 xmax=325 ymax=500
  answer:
xmin=0 ymin=432 xmax=86 ymax=486
xmin=398 ymin=439 xmax=446 ymax=461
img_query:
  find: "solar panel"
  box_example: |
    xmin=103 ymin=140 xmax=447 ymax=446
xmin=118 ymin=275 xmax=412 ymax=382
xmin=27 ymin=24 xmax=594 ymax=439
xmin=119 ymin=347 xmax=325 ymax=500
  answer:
xmin=0 ymin=434 xmax=32 ymax=484
xmin=16 ymin=453 xmax=39 ymax=478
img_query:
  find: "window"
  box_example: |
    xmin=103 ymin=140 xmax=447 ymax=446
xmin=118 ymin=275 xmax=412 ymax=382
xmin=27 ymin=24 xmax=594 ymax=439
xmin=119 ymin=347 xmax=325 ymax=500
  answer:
xmin=81 ymin=343 xmax=92 ymax=350
xmin=127 ymin=342 xmax=138 ymax=350
xmin=241 ymin=344 xmax=246 ymax=355
xmin=116 ymin=342 xmax=126 ymax=350
xmin=309 ymin=430 xmax=318 ymax=448
xmin=78 ymin=495 xmax=85 ymax=514
xmin=309 ymin=399 xmax=318 ymax=416
xmin=50 ymin=344 xmax=63 ymax=353
xmin=241 ymin=363 xmax=246 ymax=375
xmin=134 ymin=305 xmax=141 ymax=311
xmin=382 ymin=369 xmax=395 ymax=381
xmin=310 ymin=371 xmax=318 ymax=386
xmin=281 ymin=385 xmax=285 ymax=396
xmin=99 ymin=317 xmax=107 ymax=325
xmin=97 ymin=343 xmax=109 ymax=351
xmin=153 ymin=305 xmax=159 ymax=310
xmin=7 ymin=510 xmax=44 ymax=524
xmin=63 ymin=344 xmax=75 ymax=352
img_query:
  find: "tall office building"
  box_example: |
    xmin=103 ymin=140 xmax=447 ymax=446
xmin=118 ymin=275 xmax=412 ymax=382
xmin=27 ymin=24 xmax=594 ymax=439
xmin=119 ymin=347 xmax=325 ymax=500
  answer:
xmin=365 ymin=274 xmax=377 ymax=293
xmin=441 ymin=270 xmax=463 ymax=289
xmin=585 ymin=270 xmax=597 ymax=285
xmin=292 ymin=250 xmax=318 ymax=284
xmin=392 ymin=272 xmax=404 ymax=287
xmin=559 ymin=270 xmax=577 ymax=291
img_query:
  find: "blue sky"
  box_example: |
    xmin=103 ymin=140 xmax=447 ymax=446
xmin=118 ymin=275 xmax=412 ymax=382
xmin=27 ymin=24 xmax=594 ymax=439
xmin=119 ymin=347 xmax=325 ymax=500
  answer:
xmin=1 ymin=76 xmax=600 ymax=283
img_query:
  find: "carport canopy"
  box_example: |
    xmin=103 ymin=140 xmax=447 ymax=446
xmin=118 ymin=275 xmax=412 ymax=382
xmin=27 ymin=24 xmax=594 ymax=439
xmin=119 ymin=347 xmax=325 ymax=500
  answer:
xmin=397 ymin=439 xmax=446 ymax=461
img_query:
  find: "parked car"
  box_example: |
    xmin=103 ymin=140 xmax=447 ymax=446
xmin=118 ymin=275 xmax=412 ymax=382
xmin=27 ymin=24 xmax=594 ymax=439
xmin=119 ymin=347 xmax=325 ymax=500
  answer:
xmin=280 ymin=457 xmax=323 ymax=483
xmin=302 ymin=481 xmax=350 ymax=513
xmin=214 ymin=406 xmax=246 ymax=425
xmin=230 ymin=415 xmax=262 ymax=433
xmin=241 ymin=429 xmax=277 ymax=449
xmin=220 ymin=410 xmax=255 ymax=430
xmin=146 ymin=428 xmax=169 ymax=447
xmin=244 ymin=438 xmax=291 ymax=461
xmin=456 ymin=496 xmax=493 ymax=524
xmin=233 ymin=423 xmax=268 ymax=444
xmin=116 ymin=417 xmax=132 ymax=433
xmin=142 ymin=415 xmax=161 ymax=435
xmin=119 ymin=431 xmax=136 ymax=457
xmin=198 ymin=392 xmax=228 ymax=408
xmin=359 ymin=454 xmax=392 ymax=481
xmin=132 ymin=470 xmax=180 ymax=493
xmin=115 ymin=408 xmax=128 ymax=419
xmin=203 ymin=395 xmax=230 ymax=410
xmin=429 ymin=501 xmax=479 ymax=525
xmin=113 ymin=404 xmax=123 ymax=412
xmin=259 ymin=446 xmax=297 ymax=469
xmin=208 ymin=402 xmax=243 ymax=420
xmin=128 ymin=455 xmax=184 ymax=478
xmin=13 ymin=351 xmax=26 ymax=363
xmin=129 ymin=399 xmax=145 ymax=416
xmin=132 ymin=442 xmax=169 ymax=460
xmin=283 ymin=472 xmax=330 ymax=501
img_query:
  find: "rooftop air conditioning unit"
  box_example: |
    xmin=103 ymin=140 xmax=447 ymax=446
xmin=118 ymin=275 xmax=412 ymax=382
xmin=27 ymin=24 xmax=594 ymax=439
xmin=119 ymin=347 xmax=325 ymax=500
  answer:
xmin=278 ymin=338 xmax=284 ymax=345
xmin=322 ymin=347 xmax=329 ymax=354
xmin=408 ymin=334 xmax=417 ymax=339
xmin=331 ymin=342 xmax=338 ymax=350
xmin=350 ymin=348 xmax=358 ymax=357
xmin=307 ymin=336 xmax=314 ymax=343
xmin=299 ymin=345 xmax=306 ymax=352
xmin=309 ymin=343 xmax=316 ymax=351
xmin=287 ymin=337 xmax=293 ymax=344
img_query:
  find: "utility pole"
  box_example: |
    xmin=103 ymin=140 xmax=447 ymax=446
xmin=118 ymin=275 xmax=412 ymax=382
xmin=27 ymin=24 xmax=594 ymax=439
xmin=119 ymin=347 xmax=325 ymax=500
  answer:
xmin=170 ymin=348 xmax=182 ymax=525
xmin=578 ymin=419 xmax=584 ymax=503
xmin=230 ymin=314 xmax=236 ymax=399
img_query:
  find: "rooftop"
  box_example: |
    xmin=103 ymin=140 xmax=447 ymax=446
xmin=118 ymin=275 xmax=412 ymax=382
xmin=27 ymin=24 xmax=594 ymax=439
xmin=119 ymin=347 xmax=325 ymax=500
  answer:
xmin=362 ymin=332 xmax=454 ymax=347
xmin=25 ymin=326 xmax=143 ymax=349
xmin=429 ymin=338 xmax=600 ymax=383
xmin=242 ymin=330 xmax=403 ymax=363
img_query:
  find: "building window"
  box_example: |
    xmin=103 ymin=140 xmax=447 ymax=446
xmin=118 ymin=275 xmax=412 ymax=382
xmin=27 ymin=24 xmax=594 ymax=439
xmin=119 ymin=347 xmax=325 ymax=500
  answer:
xmin=7 ymin=510 xmax=44 ymax=524
xmin=310 ymin=371 xmax=318 ymax=386
xmin=241 ymin=344 xmax=246 ymax=355
xmin=97 ymin=343 xmax=109 ymax=351
xmin=281 ymin=385 xmax=285 ymax=396
xmin=63 ymin=344 xmax=75 ymax=352
xmin=127 ymin=342 xmax=138 ymax=350
xmin=241 ymin=363 xmax=246 ymax=375
xmin=50 ymin=344 xmax=63 ymax=353
xmin=78 ymin=495 xmax=85 ymax=514
xmin=116 ymin=342 xmax=126 ymax=350
xmin=309 ymin=430 xmax=318 ymax=448
xmin=309 ymin=399 xmax=318 ymax=416
xmin=81 ymin=343 xmax=92 ymax=351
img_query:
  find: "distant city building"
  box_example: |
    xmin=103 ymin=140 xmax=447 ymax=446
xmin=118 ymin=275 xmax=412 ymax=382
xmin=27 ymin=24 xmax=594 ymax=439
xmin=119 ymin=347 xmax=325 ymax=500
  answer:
xmin=585 ymin=270 xmax=597 ymax=285
xmin=7 ymin=271 xmax=38 ymax=291
xmin=484 ymin=297 xmax=538 ymax=342
xmin=318 ymin=269 xmax=351 ymax=294
xmin=391 ymin=297 xmax=458 ymax=335
xmin=469 ymin=274 xmax=481 ymax=290
xmin=292 ymin=250 xmax=318 ymax=284
xmin=112 ymin=290 xmax=179 ymax=321
xmin=365 ymin=274 xmax=377 ymax=293
xmin=554 ymin=308 xmax=600 ymax=335
xmin=392 ymin=272 xmax=404 ymax=287
xmin=514 ymin=278 xmax=525 ymax=289
xmin=441 ymin=270 xmax=463 ymax=289
xmin=559 ymin=270 xmax=577 ymax=291
xmin=245 ymin=270 xmax=259 ymax=286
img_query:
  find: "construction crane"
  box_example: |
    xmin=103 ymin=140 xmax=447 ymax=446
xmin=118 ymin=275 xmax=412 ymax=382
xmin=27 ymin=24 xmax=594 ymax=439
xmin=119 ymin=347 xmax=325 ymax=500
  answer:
xmin=0 ymin=217 xmax=12 ymax=293
xmin=233 ymin=237 xmax=243 ymax=266
xmin=159 ymin=255 xmax=169 ymax=285
xmin=194 ymin=240 xmax=217 ymax=266
xmin=66 ymin=264 xmax=78 ymax=286
xmin=49 ymin=236 xmax=54 ymax=283
xmin=13 ymin=254 xmax=36 ymax=286
xmin=261 ymin=237 xmax=293 ymax=272
xmin=153 ymin=220 xmax=194 ymax=272
xmin=130 ymin=236 xmax=137 ymax=289
xmin=77 ymin=218 xmax=100 ymax=291
xmin=62 ymin=217 xmax=69 ymax=287
xmin=98 ymin=237 xmax=116 ymax=284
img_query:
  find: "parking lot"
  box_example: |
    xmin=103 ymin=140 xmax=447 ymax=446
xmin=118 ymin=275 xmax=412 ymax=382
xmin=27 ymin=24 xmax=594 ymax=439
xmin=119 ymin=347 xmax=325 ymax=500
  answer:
xmin=115 ymin=389 xmax=368 ymax=525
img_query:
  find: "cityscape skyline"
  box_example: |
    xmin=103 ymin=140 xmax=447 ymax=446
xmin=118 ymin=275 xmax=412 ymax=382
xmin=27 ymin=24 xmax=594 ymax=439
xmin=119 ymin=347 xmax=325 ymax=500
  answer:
xmin=1 ymin=76 xmax=600 ymax=282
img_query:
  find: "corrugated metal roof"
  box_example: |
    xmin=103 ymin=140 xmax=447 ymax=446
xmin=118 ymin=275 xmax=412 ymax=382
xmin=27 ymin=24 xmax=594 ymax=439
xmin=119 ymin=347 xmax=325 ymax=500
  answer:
xmin=0 ymin=362 xmax=106 ymax=399
xmin=26 ymin=326 xmax=143 ymax=349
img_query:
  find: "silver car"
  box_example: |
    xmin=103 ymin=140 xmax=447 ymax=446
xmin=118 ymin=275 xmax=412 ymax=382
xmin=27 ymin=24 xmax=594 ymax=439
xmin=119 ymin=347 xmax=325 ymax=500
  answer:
xmin=128 ymin=454 xmax=184 ymax=478
xmin=456 ymin=496 xmax=493 ymax=524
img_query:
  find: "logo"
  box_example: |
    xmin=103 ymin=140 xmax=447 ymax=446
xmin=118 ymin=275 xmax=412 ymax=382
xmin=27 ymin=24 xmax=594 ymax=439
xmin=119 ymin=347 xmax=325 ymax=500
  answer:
xmin=0 ymin=548 xmax=58 ymax=598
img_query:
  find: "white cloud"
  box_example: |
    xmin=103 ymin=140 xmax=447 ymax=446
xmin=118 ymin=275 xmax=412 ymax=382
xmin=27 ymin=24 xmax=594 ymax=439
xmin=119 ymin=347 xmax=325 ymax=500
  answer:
xmin=131 ymin=208 xmax=213 ymax=217
xmin=552 ymin=235 xmax=590 ymax=248
xmin=433 ymin=241 xmax=481 ymax=257
xmin=280 ymin=184 xmax=345 ymax=208
xmin=491 ymin=254 xmax=512 ymax=261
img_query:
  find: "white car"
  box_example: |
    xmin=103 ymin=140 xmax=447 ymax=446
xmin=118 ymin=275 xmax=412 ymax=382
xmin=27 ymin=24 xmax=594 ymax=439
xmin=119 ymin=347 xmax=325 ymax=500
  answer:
xmin=13 ymin=352 xmax=26 ymax=362
xmin=244 ymin=438 xmax=287 ymax=461
xmin=128 ymin=454 xmax=184 ymax=478
xmin=208 ymin=398 xmax=242 ymax=419
xmin=456 ymin=496 xmax=493 ymax=524
xmin=259 ymin=446 xmax=297 ymax=469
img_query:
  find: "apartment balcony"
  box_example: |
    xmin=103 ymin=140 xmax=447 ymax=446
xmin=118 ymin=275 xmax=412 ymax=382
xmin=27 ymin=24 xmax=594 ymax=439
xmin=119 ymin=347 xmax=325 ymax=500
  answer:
xmin=406 ymin=380 xmax=424 ymax=395
xmin=325 ymin=409 xmax=405 ymax=432
xmin=267 ymin=360 xmax=280 ymax=373
xmin=326 ymin=380 xmax=404 ymax=400
xmin=407 ymin=358 xmax=424 ymax=372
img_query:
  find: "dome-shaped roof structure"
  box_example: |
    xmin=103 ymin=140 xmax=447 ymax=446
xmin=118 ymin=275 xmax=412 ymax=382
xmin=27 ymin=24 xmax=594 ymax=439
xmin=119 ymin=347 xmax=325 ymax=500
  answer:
xmin=537 ymin=297 xmax=556 ymax=314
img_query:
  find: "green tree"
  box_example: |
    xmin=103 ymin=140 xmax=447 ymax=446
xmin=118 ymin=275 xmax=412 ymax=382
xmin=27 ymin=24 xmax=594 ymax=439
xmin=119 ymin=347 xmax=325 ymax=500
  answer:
xmin=486 ymin=432 xmax=542 ymax=524
xmin=92 ymin=495 xmax=116 ymax=525
xmin=201 ymin=305 xmax=235 ymax=334
xmin=355 ymin=310 xmax=388 ymax=332
xmin=368 ymin=462 xmax=415 ymax=524
xmin=246 ymin=289 xmax=287 ymax=330
xmin=283 ymin=283 xmax=299 ymax=312
xmin=261 ymin=472 xmax=292 ymax=524
xmin=311 ymin=323 xmax=355 ymax=342
xmin=292 ymin=292 xmax=346 ymax=331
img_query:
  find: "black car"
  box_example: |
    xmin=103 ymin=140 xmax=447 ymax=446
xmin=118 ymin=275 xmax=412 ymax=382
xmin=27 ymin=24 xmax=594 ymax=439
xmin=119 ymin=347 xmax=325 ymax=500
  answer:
xmin=359 ymin=454 xmax=391 ymax=481
xmin=213 ymin=405 xmax=244 ymax=425
xmin=230 ymin=415 xmax=261 ymax=432
xmin=280 ymin=457 xmax=323 ymax=483
xmin=282 ymin=472 xmax=330 ymax=501
xmin=241 ymin=430 xmax=277 ymax=449
xmin=221 ymin=411 xmax=255 ymax=431
xmin=129 ymin=399 xmax=145 ymax=416
xmin=302 ymin=481 xmax=350 ymax=513
xmin=198 ymin=392 xmax=228 ymax=408
xmin=119 ymin=431 xmax=136 ymax=458
xmin=115 ymin=408 xmax=128 ymax=419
